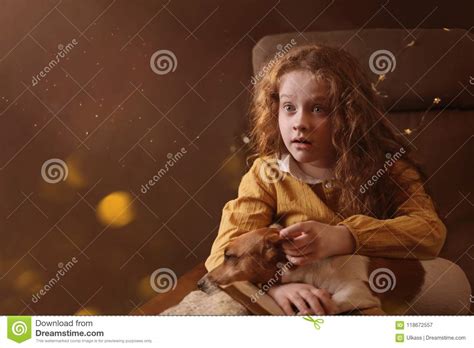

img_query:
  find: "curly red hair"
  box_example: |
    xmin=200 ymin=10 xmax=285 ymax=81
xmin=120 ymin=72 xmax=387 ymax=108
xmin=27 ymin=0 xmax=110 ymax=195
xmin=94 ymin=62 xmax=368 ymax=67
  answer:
xmin=248 ymin=44 xmax=426 ymax=219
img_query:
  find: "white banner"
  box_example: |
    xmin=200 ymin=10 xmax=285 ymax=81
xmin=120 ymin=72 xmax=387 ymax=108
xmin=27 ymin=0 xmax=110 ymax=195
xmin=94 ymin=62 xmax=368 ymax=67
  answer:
xmin=0 ymin=315 xmax=472 ymax=347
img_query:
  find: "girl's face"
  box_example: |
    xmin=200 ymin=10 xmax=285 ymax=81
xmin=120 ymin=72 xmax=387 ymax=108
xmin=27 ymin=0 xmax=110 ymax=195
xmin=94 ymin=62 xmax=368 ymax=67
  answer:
xmin=278 ymin=69 xmax=337 ymax=167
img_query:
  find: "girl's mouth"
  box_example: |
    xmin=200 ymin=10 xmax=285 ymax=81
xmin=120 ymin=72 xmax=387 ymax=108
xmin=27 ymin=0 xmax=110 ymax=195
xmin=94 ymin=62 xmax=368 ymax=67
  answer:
xmin=291 ymin=138 xmax=313 ymax=149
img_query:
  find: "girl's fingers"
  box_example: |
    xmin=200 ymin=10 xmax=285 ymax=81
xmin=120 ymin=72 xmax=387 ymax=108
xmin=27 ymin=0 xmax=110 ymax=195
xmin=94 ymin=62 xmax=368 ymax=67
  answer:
xmin=282 ymin=235 xmax=311 ymax=249
xmin=311 ymin=289 xmax=338 ymax=314
xmin=299 ymin=290 xmax=325 ymax=315
xmin=285 ymin=255 xmax=304 ymax=265
xmin=282 ymin=233 xmax=315 ymax=252
xmin=286 ymin=254 xmax=315 ymax=266
xmin=289 ymin=295 xmax=311 ymax=315
xmin=282 ymin=244 xmax=312 ymax=256
xmin=278 ymin=298 xmax=295 ymax=316
xmin=283 ymin=249 xmax=306 ymax=257
xmin=310 ymin=288 xmax=331 ymax=299
xmin=279 ymin=222 xmax=309 ymax=239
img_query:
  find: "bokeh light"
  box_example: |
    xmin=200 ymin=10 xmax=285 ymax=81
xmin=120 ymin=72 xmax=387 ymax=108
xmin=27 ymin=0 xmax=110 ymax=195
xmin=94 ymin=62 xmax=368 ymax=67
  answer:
xmin=96 ymin=191 xmax=135 ymax=228
xmin=74 ymin=307 xmax=101 ymax=315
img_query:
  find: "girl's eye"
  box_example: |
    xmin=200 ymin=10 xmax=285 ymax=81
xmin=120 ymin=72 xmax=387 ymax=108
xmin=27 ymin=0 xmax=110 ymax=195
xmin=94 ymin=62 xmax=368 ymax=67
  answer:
xmin=313 ymin=106 xmax=323 ymax=113
xmin=282 ymin=104 xmax=296 ymax=112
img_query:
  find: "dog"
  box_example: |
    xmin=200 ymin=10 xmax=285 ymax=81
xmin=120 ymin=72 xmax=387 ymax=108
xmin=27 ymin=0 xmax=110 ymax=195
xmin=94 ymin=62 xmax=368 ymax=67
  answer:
xmin=198 ymin=226 xmax=471 ymax=315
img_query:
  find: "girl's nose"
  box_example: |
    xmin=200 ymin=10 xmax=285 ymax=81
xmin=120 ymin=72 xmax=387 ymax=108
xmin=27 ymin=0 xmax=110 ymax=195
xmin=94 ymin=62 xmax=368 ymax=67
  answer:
xmin=293 ymin=124 xmax=307 ymax=131
xmin=293 ymin=112 xmax=310 ymax=131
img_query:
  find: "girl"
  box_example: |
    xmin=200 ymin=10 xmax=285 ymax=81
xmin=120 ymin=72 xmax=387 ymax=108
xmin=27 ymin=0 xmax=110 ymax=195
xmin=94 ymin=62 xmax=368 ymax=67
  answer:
xmin=205 ymin=45 xmax=447 ymax=315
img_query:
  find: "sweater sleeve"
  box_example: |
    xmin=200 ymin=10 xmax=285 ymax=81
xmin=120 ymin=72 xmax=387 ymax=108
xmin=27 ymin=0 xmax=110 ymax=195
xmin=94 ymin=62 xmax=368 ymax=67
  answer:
xmin=337 ymin=162 xmax=447 ymax=260
xmin=205 ymin=158 xmax=277 ymax=271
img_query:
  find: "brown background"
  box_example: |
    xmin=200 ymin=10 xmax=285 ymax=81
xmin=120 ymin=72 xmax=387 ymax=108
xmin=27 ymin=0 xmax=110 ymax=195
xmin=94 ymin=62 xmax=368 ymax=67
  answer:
xmin=0 ymin=0 xmax=472 ymax=314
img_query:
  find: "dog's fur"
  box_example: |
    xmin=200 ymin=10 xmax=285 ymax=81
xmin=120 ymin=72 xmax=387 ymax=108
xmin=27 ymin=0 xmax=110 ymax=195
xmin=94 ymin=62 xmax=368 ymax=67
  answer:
xmin=198 ymin=226 xmax=471 ymax=315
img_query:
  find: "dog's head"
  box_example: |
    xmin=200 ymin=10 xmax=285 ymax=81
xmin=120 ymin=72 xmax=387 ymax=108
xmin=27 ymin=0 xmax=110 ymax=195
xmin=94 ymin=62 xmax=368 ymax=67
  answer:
xmin=198 ymin=227 xmax=290 ymax=293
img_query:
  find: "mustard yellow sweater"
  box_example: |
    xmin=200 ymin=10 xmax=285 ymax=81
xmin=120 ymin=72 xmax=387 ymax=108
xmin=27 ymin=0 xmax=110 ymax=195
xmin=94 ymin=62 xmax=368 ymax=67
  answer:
xmin=205 ymin=157 xmax=447 ymax=271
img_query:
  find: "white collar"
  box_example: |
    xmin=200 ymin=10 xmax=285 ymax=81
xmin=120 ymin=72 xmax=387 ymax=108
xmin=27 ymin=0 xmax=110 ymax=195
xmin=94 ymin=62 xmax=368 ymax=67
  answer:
xmin=277 ymin=153 xmax=335 ymax=185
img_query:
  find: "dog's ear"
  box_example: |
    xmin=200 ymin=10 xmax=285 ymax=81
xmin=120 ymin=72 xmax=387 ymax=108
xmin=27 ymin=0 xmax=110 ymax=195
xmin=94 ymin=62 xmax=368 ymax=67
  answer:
xmin=263 ymin=229 xmax=283 ymax=249
xmin=262 ymin=229 xmax=286 ymax=264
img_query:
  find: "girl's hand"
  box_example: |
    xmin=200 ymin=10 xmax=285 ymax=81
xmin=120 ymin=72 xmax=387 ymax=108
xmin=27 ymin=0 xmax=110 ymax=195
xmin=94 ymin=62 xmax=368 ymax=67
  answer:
xmin=280 ymin=220 xmax=355 ymax=265
xmin=267 ymin=283 xmax=338 ymax=315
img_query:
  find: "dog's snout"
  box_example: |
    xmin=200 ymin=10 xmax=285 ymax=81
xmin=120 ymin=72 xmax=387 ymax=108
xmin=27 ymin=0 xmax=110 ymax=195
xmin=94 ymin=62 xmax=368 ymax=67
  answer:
xmin=197 ymin=273 xmax=219 ymax=295
xmin=197 ymin=274 xmax=213 ymax=291
xmin=197 ymin=277 xmax=206 ymax=291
